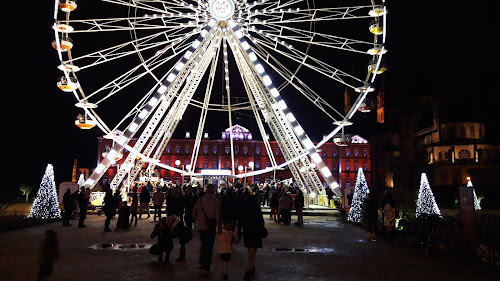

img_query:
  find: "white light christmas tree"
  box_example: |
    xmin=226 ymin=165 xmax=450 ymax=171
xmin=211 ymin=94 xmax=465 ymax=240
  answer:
xmin=28 ymin=164 xmax=61 ymax=219
xmin=347 ymin=168 xmax=370 ymax=223
xmin=467 ymin=178 xmax=481 ymax=210
xmin=416 ymin=173 xmax=441 ymax=218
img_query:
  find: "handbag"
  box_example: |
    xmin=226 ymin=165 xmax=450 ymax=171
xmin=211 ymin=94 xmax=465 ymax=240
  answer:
xmin=148 ymin=243 xmax=160 ymax=255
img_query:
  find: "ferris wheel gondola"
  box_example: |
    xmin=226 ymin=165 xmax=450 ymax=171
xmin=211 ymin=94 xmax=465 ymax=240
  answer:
xmin=52 ymin=0 xmax=389 ymax=197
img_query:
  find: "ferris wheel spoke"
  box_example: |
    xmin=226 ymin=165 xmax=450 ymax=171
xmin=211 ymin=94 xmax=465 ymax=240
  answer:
xmin=249 ymin=23 xmax=376 ymax=55
xmin=250 ymin=34 xmax=366 ymax=90
xmin=103 ymin=0 xmax=201 ymax=15
xmin=251 ymin=43 xmax=345 ymax=121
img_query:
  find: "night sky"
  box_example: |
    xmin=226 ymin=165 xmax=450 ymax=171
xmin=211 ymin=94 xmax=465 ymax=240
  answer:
xmin=4 ymin=1 xmax=497 ymax=200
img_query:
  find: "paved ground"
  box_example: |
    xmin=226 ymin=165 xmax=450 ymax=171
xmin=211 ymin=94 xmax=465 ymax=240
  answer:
xmin=0 ymin=214 xmax=498 ymax=281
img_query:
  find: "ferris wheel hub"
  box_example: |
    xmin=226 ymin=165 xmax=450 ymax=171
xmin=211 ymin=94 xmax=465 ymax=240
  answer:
xmin=209 ymin=0 xmax=235 ymax=21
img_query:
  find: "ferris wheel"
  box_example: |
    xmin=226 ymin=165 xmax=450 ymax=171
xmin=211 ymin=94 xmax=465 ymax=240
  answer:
xmin=52 ymin=0 xmax=388 ymax=197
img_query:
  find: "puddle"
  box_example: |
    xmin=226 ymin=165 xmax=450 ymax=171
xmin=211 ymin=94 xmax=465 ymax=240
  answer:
xmin=89 ymin=243 xmax=153 ymax=250
xmin=273 ymin=247 xmax=334 ymax=253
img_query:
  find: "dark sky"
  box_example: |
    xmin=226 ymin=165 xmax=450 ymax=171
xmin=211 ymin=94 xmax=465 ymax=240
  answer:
xmin=5 ymin=1 xmax=497 ymax=200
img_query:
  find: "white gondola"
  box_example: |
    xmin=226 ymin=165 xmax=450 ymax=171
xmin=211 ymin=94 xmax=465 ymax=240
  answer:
xmin=369 ymin=21 xmax=384 ymax=35
xmin=75 ymin=114 xmax=96 ymax=129
xmin=51 ymin=37 xmax=73 ymax=51
xmin=59 ymin=0 xmax=77 ymax=12
xmin=333 ymin=137 xmax=349 ymax=147
xmin=57 ymin=76 xmax=79 ymax=92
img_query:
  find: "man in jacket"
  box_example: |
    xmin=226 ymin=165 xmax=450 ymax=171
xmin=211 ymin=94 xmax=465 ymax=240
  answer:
xmin=139 ymin=187 xmax=151 ymax=219
xmin=152 ymin=188 xmax=165 ymax=221
xmin=278 ymin=192 xmax=293 ymax=225
xmin=192 ymin=184 xmax=221 ymax=274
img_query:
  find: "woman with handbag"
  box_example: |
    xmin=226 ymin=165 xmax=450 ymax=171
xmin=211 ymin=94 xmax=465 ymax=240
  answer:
xmin=237 ymin=191 xmax=267 ymax=281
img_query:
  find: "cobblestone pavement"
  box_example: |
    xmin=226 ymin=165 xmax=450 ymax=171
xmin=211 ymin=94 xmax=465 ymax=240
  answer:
xmin=0 ymin=214 xmax=498 ymax=281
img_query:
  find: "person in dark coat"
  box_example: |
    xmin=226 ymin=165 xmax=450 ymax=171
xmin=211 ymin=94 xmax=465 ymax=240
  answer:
xmin=237 ymin=194 xmax=266 ymax=281
xmin=269 ymin=191 xmax=280 ymax=222
xmin=37 ymin=230 xmax=60 ymax=281
xmin=130 ymin=193 xmax=139 ymax=227
xmin=139 ymin=187 xmax=151 ymax=219
xmin=77 ymin=187 xmax=88 ymax=228
xmin=103 ymin=189 xmax=115 ymax=232
xmin=62 ymin=189 xmax=73 ymax=227
xmin=151 ymin=217 xmax=174 ymax=263
xmin=113 ymin=190 xmax=121 ymax=218
xmin=363 ymin=193 xmax=379 ymax=239
xmin=116 ymin=200 xmax=131 ymax=231
xmin=294 ymin=190 xmax=305 ymax=226
xmin=221 ymin=188 xmax=239 ymax=226
xmin=184 ymin=187 xmax=196 ymax=230
xmin=167 ymin=215 xmax=193 ymax=262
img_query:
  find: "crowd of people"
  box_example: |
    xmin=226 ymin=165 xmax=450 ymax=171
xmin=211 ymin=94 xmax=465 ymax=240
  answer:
xmin=60 ymin=180 xmax=310 ymax=280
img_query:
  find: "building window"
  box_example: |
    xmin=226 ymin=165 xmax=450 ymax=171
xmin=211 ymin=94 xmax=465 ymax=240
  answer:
xmin=213 ymin=146 xmax=218 ymax=154
xmin=354 ymin=150 xmax=359 ymax=157
xmin=166 ymin=159 xmax=170 ymax=166
xmin=212 ymin=160 xmax=218 ymax=169
xmin=185 ymin=145 xmax=190 ymax=154
xmin=166 ymin=145 xmax=171 ymax=153
xmin=274 ymin=147 xmax=279 ymax=155
xmin=243 ymin=146 xmax=248 ymax=154
xmin=265 ymin=161 xmax=270 ymax=168
xmin=470 ymin=126 xmax=476 ymax=138
xmin=255 ymin=146 xmax=261 ymax=155
xmin=234 ymin=146 xmax=239 ymax=154
xmin=363 ymin=163 xmax=368 ymax=171
xmin=346 ymin=163 xmax=350 ymax=171
xmin=363 ymin=149 xmax=368 ymax=157
xmin=354 ymin=162 xmax=359 ymax=171
xmin=458 ymin=149 xmax=472 ymax=159
xmin=333 ymin=149 xmax=337 ymax=157
xmin=203 ymin=160 xmax=208 ymax=168
xmin=175 ymin=145 xmax=180 ymax=153
xmin=332 ymin=161 xmax=337 ymax=170
xmin=255 ymin=161 xmax=261 ymax=169
xmin=225 ymin=146 xmax=230 ymax=154
xmin=225 ymin=160 xmax=230 ymax=169
xmin=203 ymin=145 xmax=208 ymax=154
xmin=184 ymin=159 xmax=190 ymax=167
xmin=346 ymin=149 xmax=350 ymax=157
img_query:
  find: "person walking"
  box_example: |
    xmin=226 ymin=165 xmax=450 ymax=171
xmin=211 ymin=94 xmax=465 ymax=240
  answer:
xmin=217 ymin=223 xmax=235 ymax=280
xmin=139 ymin=186 xmax=151 ymax=219
xmin=152 ymin=188 xmax=165 ymax=221
xmin=130 ymin=193 xmax=139 ymax=227
xmin=192 ymin=184 xmax=222 ymax=275
xmin=150 ymin=217 xmax=174 ymax=263
xmin=383 ymin=201 xmax=396 ymax=244
xmin=237 ymin=194 xmax=267 ymax=281
xmin=294 ymin=190 xmax=305 ymax=226
xmin=62 ymin=189 xmax=73 ymax=227
xmin=37 ymin=230 xmax=60 ymax=281
xmin=103 ymin=189 xmax=115 ymax=232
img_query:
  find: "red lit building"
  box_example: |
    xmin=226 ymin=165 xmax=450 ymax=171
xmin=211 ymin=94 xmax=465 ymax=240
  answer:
xmin=96 ymin=125 xmax=372 ymax=193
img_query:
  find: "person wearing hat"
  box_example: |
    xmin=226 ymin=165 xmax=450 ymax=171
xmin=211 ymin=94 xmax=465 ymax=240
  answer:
xmin=192 ymin=184 xmax=222 ymax=274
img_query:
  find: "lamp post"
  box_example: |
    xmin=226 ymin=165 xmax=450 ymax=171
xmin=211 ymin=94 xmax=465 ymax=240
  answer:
xmin=175 ymin=159 xmax=182 ymax=184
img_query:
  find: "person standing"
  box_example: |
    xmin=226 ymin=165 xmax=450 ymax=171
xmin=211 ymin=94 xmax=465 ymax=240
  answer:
xmin=192 ymin=184 xmax=221 ymax=274
xmin=62 ymin=189 xmax=73 ymax=227
xmin=294 ymin=190 xmax=305 ymax=226
xmin=130 ymin=193 xmax=139 ymax=227
xmin=77 ymin=187 xmax=88 ymax=228
xmin=269 ymin=191 xmax=280 ymax=222
xmin=363 ymin=193 xmax=378 ymax=239
xmin=103 ymin=189 xmax=115 ymax=232
xmin=152 ymin=188 xmax=165 ymax=221
xmin=37 ymin=230 xmax=60 ymax=281
xmin=237 ymin=194 xmax=266 ymax=281
xmin=116 ymin=200 xmax=131 ymax=231
xmin=217 ymin=223 xmax=235 ymax=280
xmin=383 ymin=201 xmax=396 ymax=244
xmin=278 ymin=192 xmax=293 ymax=225
xmin=139 ymin=187 xmax=151 ymax=219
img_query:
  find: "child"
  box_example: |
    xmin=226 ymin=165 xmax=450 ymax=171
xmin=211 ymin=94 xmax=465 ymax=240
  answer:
xmin=217 ymin=224 xmax=235 ymax=280
xmin=150 ymin=217 xmax=174 ymax=263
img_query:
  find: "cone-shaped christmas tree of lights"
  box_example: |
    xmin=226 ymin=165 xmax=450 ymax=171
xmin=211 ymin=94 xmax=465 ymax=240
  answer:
xmin=348 ymin=168 xmax=370 ymax=223
xmin=28 ymin=164 xmax=61 ymax=219
xmin=467 ymin=177 xmax=481 ymax=210
xmin=416 ymin=173 xmax=441 ymax=218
